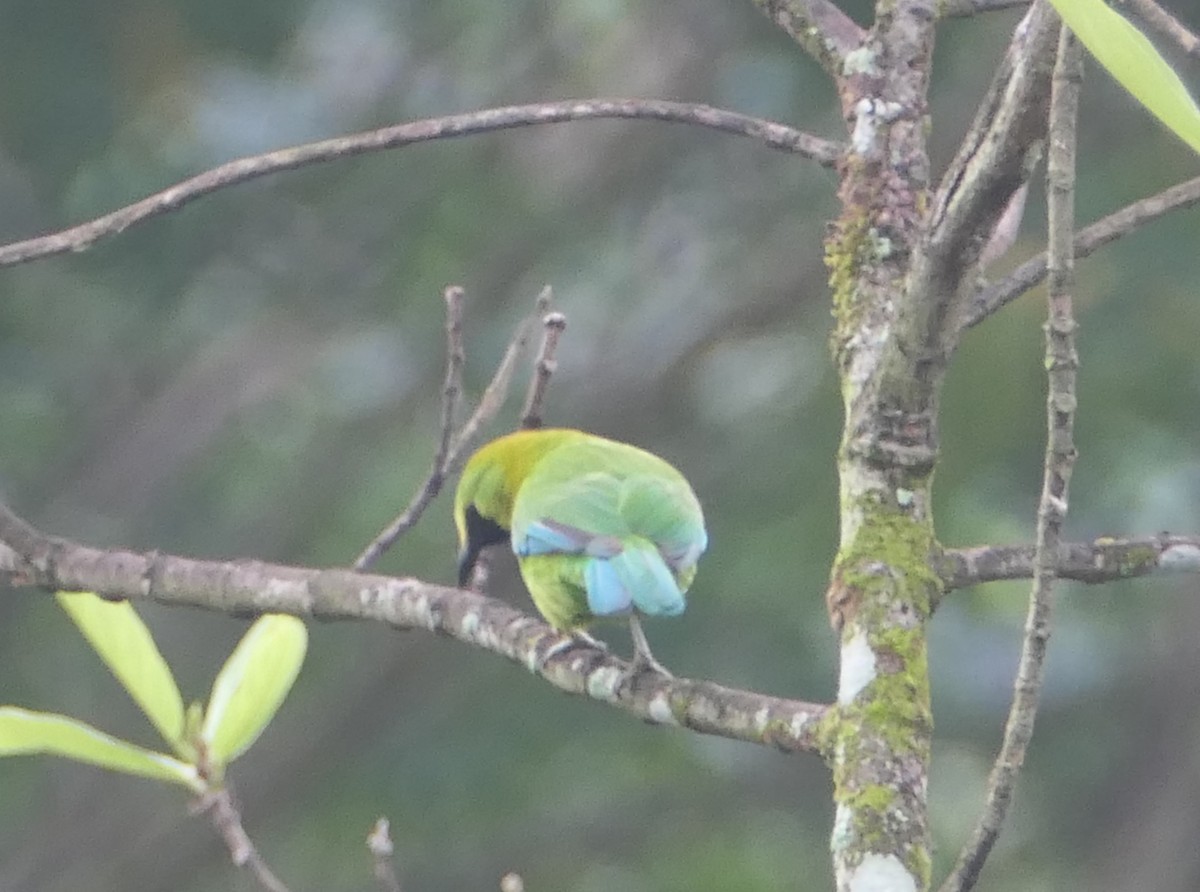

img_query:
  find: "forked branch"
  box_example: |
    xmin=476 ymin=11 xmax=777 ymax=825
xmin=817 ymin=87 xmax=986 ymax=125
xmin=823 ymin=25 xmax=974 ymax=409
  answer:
xmin=966 ymin=174 xmax=1200 ymax=327
xmin=354 ymin=287 xmax=555 ymax=572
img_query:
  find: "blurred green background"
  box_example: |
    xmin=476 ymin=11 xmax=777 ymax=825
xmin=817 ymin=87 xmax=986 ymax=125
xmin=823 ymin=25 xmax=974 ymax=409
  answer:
xmin=1 ymin=0 xmax=1198 ymax=889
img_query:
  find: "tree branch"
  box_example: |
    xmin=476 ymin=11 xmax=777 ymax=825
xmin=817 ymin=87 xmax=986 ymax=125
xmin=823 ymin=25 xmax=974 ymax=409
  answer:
xmin=0 ymin=502 xmax=828 ymax=756
xmin=940 ymin=29 xmax=1082 ymax=892
xmin=751 ymin=0 xmax=866 ymax=79
xmin=902 ymin=0 xmax=1059 ymax=367
xmin=518 ymin=303 xmax=567 ymax=431
xmin=0 ymin=99 xmax=842 ymax=270
xmin=354 ymin=286 xmax=551 ymax=572
xmin=354 ymin=286 xmax=465 ymax=572
xmin=939 ymin=0 xmax=1030 ymax=17
xmin=965 ymin=174 xmax=1200 ymax=328
xmin=196 ymin=786 xmax=293 ymax=892
xmin=938 ymin=535 xmax=1200 ymax=592
xmin=1120 ymin=0 xmax=1200 ymax=59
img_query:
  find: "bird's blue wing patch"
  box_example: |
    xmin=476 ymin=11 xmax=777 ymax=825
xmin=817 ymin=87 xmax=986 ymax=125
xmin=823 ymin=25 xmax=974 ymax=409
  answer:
xmin=514 ymin=519 xmax=587 ymax=556
xmin=514 ymin=519 xmax=624 ymax=558
xmin=584 ymin=558 xmax=634 ymax=616
xmin=584 ymin=546 xmax=685 ymax=618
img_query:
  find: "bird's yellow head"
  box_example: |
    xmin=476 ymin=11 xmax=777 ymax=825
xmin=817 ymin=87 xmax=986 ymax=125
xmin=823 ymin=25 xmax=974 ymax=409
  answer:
xmin=452 ymin=428 xmax=586 ymax=586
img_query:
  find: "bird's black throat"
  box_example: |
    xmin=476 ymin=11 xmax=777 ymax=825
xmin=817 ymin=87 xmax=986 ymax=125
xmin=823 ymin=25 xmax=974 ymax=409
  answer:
xmin=458 ymin=506 xmax=509 ymax=586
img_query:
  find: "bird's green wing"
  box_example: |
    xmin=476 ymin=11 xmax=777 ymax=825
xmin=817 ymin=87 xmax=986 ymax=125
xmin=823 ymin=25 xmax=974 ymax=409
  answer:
xmin=511 ymin=438 xmax=707 ymax=618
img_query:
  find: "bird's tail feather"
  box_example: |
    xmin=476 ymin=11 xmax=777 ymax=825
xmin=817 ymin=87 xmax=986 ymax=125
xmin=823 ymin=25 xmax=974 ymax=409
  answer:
xmin=584 ymin=540 xmax=685 ymax=618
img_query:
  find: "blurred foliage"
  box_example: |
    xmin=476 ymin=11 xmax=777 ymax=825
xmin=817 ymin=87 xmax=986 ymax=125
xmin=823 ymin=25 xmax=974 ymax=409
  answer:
xmin=0 ymin=0 xmax=1199 ymax=890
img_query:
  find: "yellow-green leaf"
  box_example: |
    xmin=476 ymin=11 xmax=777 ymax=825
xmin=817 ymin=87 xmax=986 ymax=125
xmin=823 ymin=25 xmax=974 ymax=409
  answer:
xmin=0 ymin=707 xmax=202 ymax=792
xmin=56 ymin=592 xmax=187 ymax=753
xmin=201 ymin=615 xmax=307 ymax=767
xmin=1049 ymin=0 xmax=1200 ymax=155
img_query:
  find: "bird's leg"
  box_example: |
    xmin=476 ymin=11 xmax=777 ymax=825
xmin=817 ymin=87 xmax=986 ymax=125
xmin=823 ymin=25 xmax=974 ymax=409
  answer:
xmin=627 ymin=614 xmax=674 ymax=679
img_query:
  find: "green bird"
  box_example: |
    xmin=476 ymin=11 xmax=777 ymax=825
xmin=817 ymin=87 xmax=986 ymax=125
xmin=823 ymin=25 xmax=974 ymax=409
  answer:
xmin=454 ymin=428 xmax=707 ymax=676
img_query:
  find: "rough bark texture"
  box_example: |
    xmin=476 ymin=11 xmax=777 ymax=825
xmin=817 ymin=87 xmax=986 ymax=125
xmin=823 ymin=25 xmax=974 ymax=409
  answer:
xmin=0 ymin=506 xmax=827 ymax=755
xmin=822 ymin=3 xmax=1060 ymax=889
xmin=822 ymin=1 xmax=940 ymax=887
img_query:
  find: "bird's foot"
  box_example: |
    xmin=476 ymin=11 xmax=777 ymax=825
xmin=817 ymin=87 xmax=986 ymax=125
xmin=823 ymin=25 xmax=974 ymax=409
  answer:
xmin=624 ymin=614 xmax=674 ymax=682
xmin=537 ymin=629 xmax=608 ymax=671
xmin=625 ymin=649 xmax=675 ymax=681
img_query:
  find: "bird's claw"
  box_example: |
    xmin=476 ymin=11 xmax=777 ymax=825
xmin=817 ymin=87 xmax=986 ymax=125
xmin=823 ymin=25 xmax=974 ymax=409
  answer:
xmin=623 ymin=613 xmax=674 ymax=683
xmin=537 ymin=630 xmax=608 ymax=671
xmin=626 ymin=651 xmax=674 ymax=680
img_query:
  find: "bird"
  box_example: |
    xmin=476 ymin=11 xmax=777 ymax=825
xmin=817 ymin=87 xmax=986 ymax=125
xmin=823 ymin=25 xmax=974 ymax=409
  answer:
xmin=453 ymin=428 xmax=707 ymax=676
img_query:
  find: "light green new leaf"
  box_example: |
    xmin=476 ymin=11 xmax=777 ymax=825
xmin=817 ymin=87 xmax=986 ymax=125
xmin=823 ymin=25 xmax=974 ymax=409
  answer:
xmin=0 ymin=707 xmax=202 ymax=792
xmin=201 ymin=614 xmax=307 ymax=767
xmin=1049 ymin=0 xmax=1200 ymax=155
xmin=56 ymin=592 xmax=186 ymax=753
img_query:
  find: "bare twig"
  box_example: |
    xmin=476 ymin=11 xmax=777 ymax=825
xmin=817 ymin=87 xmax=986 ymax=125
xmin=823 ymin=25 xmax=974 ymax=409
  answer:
xmin=940 ymin=0 xmax=1030 ymax=17
xmin=966 ymin=174 xmax=1200 ymax=327
xmin=196 ymin=787 xmax=293 ymax=892
xmin=1120 ymin=0 xmax=1200 ymax=59
xmin=940 ymin=29 xmax=1082 ymax=892
xmin=751 ymin=0 xmax=866 ymax=79
xmin=350 ymin=288 xmax=463 ymax=571
xmin=938 ymin=535 xmax=1200 ymax=593
xmin=0 ymin=100 xmax=842 ymax=270
xmin=0 ymin=501 xmax=829 ymax=754
xmin=354 ymin=287 xmax=465 ymax=571
xmin=367 ymin=818 xmax=403 ymax=892
xmin=446 ymin=288 xmax=552 ymax=466
xmin=519 ymin=298 xmax=567 ymax=430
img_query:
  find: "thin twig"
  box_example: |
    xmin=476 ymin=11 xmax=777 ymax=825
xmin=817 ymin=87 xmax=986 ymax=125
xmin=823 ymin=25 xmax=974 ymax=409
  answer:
xmin=468 ymin=289 xmax=565 ymax=590
xmin=354 ymin=287 xmax=466 ymax=571
xmin=0 ymin=100 xmax=842 ymax=270
xmin=519 ymin=297 xmax=567 ymax=430
xmin=196 ymin=787 xmax=293 ymax=892
xmin=367 ymin=818 xmax=403 ymax=892
xmin=446 ymin=288 xmax=552 ymax=468
xmin=1120 ymin=0 xmax=1200 ymax=59
xmin=939 ymin=0 xmax=1030 ymax=17
xmin=938 ymin=535 xmax=1200 ymax=592
xmin=750 ymin=0 xmax=866 ymax=79
xmin=940 ymin=29 xmax=1082 ymax=892
xmin=966 ymin=174 xmax=1200 ymax=327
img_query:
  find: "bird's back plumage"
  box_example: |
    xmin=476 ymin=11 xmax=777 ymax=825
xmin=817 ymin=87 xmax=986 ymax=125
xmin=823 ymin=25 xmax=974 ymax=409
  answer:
xmin=455 ymin=429 xmax=706 ymax=633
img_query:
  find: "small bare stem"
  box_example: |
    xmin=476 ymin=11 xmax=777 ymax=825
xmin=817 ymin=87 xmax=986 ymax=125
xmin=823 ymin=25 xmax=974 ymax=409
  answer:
xmin=1120 ymin=0 xmax=1200 ymax=59
xmin=966 ymin=174 xmax=1200 ymax=327
xmin=519 ymin=295 xmax=567 ymax=430
xmin=940 ymin=28 xmax=1083 ymax=892
xmin=445 ymin=288 xmax=551 ymax=468
xmin=196 ymin=787 xmax=293 ymax=892
xmin=354 ymin=287 xmax=466 ymax=571
xmin=939 ymin=0 xmax=1030 ymax=17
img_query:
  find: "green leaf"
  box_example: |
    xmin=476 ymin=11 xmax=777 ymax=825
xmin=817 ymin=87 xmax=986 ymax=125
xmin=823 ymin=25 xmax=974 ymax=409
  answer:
xmin=201 ymin=614 xmax=307 ymax=767
xmin=0 ymin=707 xmax=202 ymax=792
xmin=1049 ymin=0 xmax=1200 ymax=155
xmin=56 ymin=592 xmax=187 ymax=754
